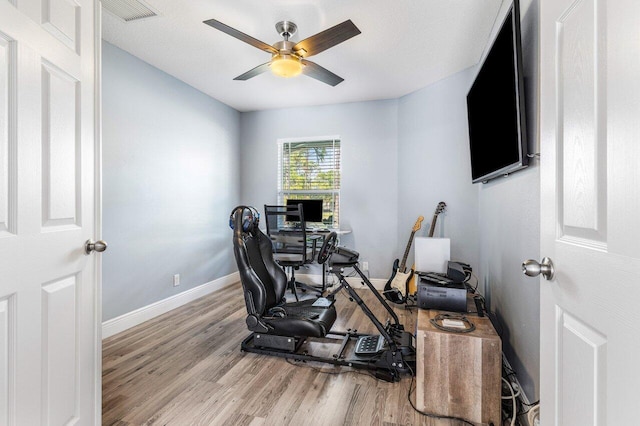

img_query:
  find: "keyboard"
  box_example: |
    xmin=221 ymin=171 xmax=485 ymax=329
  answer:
xmin=280 ymin=227 xmax=328 ymax=232
xmin=355 ymin=335 xmax=385 ymax=355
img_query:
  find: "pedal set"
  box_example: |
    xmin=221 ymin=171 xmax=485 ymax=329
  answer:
xmin=355 ymin=334 xmax=385 ymax=355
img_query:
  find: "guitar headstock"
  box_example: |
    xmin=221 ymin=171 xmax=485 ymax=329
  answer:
xmin=412 ymin=216 xmax=424 ymax=232
xmin=434 ymin=201 xmax=447 ymax=216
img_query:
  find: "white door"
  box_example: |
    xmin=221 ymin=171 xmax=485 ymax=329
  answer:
xmin=539 ymin=0 xmax=640 ymax=424
xmin=0 ymin=0 xmax=100 ymax=424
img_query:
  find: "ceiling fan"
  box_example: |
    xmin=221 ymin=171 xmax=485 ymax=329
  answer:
xmin=203 ymin=18 xmax=361 ymax=86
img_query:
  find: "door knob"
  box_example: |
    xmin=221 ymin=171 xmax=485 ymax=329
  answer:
xmin=85 ymin=239 xmax=108 ymax=255
xmin=522 ymin=257 xmax=555 ymax=280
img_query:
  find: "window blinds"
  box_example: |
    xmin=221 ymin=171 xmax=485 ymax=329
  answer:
xmin=278 ymin=139 xmax=341 ymax=227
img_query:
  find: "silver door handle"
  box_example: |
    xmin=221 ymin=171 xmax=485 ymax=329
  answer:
xmin=522 ymin=257 xmax=555 ymax=280
xmin=85 ymin=239 xmax=108 ymax=255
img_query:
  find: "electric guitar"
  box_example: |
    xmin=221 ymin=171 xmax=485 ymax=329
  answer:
xmin=384 ymin=216 xmax=424 ymax=303
xmin=407 ymin=201 xmax=447 ymax=294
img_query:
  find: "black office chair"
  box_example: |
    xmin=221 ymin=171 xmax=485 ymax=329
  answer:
xmin=264 ymin=204 xmax=320 ymax=300
xmin=230 ymin=206 xmax=336 ymax=349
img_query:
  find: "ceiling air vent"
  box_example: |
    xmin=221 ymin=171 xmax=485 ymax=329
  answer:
xmin=102 ymin=0 xmax=158 ymax=22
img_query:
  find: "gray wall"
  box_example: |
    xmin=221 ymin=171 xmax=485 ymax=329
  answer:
xmin=102 ymin=41 xmax=241 ymax=321
xmin=239 ymin=101 xmax=399 ymax=279
xmin=478 ymin=0 xmax=540 ymax=400
xmin=396 ymin=0 xmax=540 ymax=401
xmin=476 ymin=0 xmax=540 ymax=400
xmin=397 ymin=67 xmax=480 ymax=271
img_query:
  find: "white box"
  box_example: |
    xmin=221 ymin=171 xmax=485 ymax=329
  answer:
xmin=414 ymin=237 xmax=450 ymax=273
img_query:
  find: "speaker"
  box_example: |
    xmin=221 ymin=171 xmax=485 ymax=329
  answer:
xmin=446 ymin=261 xmax=470 ymax=282
xmin=417 ymin=279 xmax=467 ymax=312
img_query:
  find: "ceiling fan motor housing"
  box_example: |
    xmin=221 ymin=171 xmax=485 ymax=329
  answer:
xmin=272 ymin=40 xmax=296 ymax=56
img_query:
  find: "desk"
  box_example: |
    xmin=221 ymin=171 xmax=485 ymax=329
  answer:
xmin=270 ymin=228 xmax=351 ymax=251
xmin=268 ymin=228 xmax=332 ymax=257
xmin=264 ymin=227 xmax=350 ymax=235
xmin=415 ymin=301 xmax=501 ymax=425
xmin=267 ymin=228 xmax=351 ymax=290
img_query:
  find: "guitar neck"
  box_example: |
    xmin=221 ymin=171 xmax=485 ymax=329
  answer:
xmin=428 ymin=214 xmax=438 ymax=237
xmin=428 ymin=202 xmax=446 ymax=237
xmin=398 ymin=215 xmax=424 ymax=272
xmin=399 ymin=231 xmax=416 ymax=270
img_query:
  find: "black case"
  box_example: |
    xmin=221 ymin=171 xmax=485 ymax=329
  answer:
xmin=417 ymin=279 xmax=467 ymax=312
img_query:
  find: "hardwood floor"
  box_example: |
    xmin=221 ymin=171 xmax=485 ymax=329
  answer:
xmin=103 ymin=282 xmax=460 ymax=425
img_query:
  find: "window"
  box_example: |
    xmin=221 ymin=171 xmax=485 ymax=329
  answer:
xmin=278 ymin=137 xmax=341 ymax=227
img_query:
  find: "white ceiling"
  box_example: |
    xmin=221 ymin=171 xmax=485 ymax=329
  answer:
xmin=102 ymin=0 xmax=502 ymax=112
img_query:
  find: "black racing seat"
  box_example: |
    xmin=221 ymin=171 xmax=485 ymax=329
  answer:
xmin=231 ymin=206 xmax=336 ymax=340
xmin=264 ymin=301 xmax=335 ymax=337
xmin=230 ymin=214 xmax=415 ymax=381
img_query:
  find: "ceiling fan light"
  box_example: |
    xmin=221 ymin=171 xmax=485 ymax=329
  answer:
xmin=270 ymin=55 xmax=303 ymax=78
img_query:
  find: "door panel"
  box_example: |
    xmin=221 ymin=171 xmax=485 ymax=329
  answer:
xmin=0 ymin=33 xmax=16 ymax=238
xmin=557 ymin=0 xmax=606 ymax=244
xmin=42 ymin=0 xmax=80 ymax=52
xmin=0 ymin=295 xmax=14 ymax=426
xmin=41 ymin=60 xmax=80 ymax=229
xmin=557 ymin=308 xmax=607 ymax=425
xmin=0 ymin=0 xmax=98 ymax=424
xmin=42 ymin=275 xmax=78 ymax=425
xmin=540 ymin=0 xmax=640 ymax=424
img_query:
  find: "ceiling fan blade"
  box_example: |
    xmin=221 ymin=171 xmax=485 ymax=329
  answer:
xmin=293 ymin=20 xmax=361 ymax=58
xmin=233 ymin=62 xmax=271 ymax=81
xmin=301 ymin=59 xmax=344 ymax=86
xmin=203 ymin=19 xmax=278 ymax=54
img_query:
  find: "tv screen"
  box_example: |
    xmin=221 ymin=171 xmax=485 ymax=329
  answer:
xmin=466 ymin=1 xmax=528 ymax=183
xmin=286 ymin=199 xmax=324 ymax=223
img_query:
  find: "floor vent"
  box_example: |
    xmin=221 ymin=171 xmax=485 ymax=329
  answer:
xmin=102 ymin=0 xmax=158 ymax=22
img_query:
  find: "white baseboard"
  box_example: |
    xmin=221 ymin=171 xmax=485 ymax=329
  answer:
xmin=297 ymin=273 xmax=387 ymax=291
xmin=102 ymin=272 xmax=239 ymax=339
xmin=103 ymin=271 xmax=386 ymax=340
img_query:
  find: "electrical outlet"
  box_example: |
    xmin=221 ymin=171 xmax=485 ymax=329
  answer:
xmin=362 ymin=261 xmax=369 ymax=271
xmin=173 ymin=274 xmax=180 ymax=287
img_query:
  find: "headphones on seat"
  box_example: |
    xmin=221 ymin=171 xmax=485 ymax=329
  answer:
xmin=229 ymin=206 xmax=260 ymax=232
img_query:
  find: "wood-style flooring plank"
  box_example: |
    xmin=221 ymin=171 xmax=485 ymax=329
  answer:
xmin=103 ymin=281 xmax=459 ymax=425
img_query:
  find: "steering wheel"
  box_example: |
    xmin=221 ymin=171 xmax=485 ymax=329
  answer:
xmin=317 ymin=232 xmax=338 ymax=264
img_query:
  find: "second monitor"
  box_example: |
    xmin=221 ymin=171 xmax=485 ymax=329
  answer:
xmin=286 ymin=199 xmax=324 ymax=223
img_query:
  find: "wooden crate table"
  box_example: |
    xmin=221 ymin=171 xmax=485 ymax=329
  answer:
xmin=415 ymin=307 xmax=501 ymax=426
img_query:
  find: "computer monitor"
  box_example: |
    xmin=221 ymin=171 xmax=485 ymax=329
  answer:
xmin=286 ymin=199 xmax=324 ymax=223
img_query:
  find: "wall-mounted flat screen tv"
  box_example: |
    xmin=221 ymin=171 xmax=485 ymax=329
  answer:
xmin=466 ymin=0 xmax=528 ymax=183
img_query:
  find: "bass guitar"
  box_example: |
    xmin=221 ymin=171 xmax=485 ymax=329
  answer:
xmin=384 ymin=216 xmax=424 ymax=303
xmin=407 ymin=201 xmax=447 ymax=294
